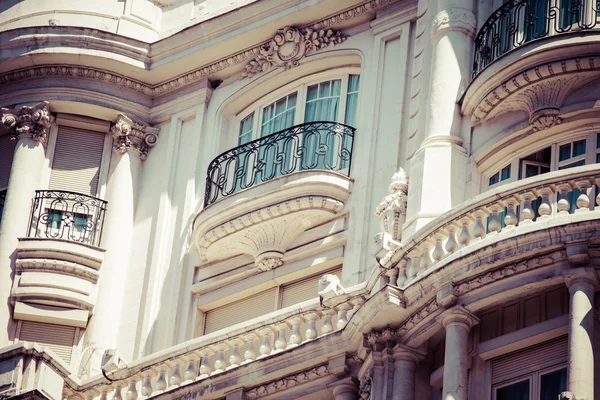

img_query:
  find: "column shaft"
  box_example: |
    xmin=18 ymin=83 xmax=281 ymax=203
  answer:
xmin=392 ymin=358 xmax=417 ymax=400
xmin=567 ymin=279 xmax=595 ymax=399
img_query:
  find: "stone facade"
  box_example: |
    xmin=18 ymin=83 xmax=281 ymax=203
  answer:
xmin=0 ymin=1 xmax=599 ymax=399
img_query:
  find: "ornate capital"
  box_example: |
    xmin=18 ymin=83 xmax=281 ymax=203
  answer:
xmin=241 ymin=26 xmax=346 ymax=79
xmin=111 ymin=114 xmax=159 ymax=160
xmin=437 ymin=305 xmax=479 ymax=331
xmin=376 ymin=168 xmax=409 ymax=246
xmin=431 ymin=8 xmax=477 ymax=41
xmin=1 ymin=101 xmax=52 ymax=146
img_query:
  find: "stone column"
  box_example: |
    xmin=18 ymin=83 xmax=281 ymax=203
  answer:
xmin=0 ymin=102 xmax=51 ymax=346
xmin=85 ymin=114 xmax=158 ymax=373
xmin=564 ymin=269 xmax=597 ymax=400
xmin=405 ymin=1 xmax=476 ymax=236
xmin=438 ymin=306 xmax=479 ymax=400
xmin=332 ymin=382 xmax=360 ymax=400
xmin=392 ymin=345 xmax=423 ymax=400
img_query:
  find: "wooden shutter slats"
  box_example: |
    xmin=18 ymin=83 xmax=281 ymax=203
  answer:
xmin=204 ymin=288 xmax=276 ymax=334
xmin=19 ymin=320 xmax=76 ymax=365
xmin=281 ymin=267 xmax=342 ymax=309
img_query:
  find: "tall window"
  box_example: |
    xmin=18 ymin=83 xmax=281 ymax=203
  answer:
xmin=493 ymin=366 xmax=567 ymax=400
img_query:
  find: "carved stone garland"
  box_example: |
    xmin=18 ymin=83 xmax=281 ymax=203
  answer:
xmin=1 ymin=101 xmax=52 ymax=146
xmin=358 ymin=370 xmax=373 ymax=400
xmin=111 ymin=114 xmax=159 ymax=160
xmin=241 ymin=26 xmax=346 ymax=79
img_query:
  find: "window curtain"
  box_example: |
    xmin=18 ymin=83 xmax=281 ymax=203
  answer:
xmin=260 ymin=93 xmax=297 ymax=179
xmin=342 ymin=75 xmax=360 ymax=170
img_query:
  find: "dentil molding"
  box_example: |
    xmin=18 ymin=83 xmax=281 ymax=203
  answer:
xmin=0 ymin=101 xmax=52 ymax=146
xmin=111 ymin=114 xmax=160 ymax=160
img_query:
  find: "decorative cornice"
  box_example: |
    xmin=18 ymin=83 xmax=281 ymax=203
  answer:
xmin=241 ymin=26 xmax=346 ymax=79
xmin=0 ymin=101 xmax=52 ymax=146
xmin=245 ymin=364 xmax=330 ymax=399
xmin=110 ymin=114 xmax=159 ymax=160
xmin=431 ymin=8 xmax=477 ymax=41
xmin=0 ymin=0 xmax=398 ymax=99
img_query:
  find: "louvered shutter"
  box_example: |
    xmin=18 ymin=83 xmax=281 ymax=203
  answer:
xmin=204 ymin=288 xmax=276 ymax=334
xmin=491 ymin=336 xmax=568 ymax=384
xmin=0 ymin=134 xmax=15 ymax=189
xmin=281 ymin=267 xmax=343 ymax=309
xmin=19 ymin=321 xmax=76 ymax=365
xmin=49 ymin=126 xmax=105 ymax=196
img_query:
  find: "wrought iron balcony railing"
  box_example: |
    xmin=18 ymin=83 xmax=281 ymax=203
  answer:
xmin=473 ymin=0 xmax=599 ymax=77
xmin=204 ymin=121 xmax=355 ymax=206
xmin=27 ymin=190 xmax=108 ymax=247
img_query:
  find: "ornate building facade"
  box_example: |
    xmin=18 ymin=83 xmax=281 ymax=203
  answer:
xmin=0 ymin=0 xmax=598 ymax=399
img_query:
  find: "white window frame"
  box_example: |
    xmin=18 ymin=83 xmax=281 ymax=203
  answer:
xmin=492 ymin=364 xmax=567 ymax=400
xmin=233 ymin=68 xmax=361 ymax=147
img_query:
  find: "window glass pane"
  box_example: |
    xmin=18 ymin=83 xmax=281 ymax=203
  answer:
xmin=559 ymin=143 xmax=571 ymax=162
xmin=501 ymin=165 xmax=511 ymax=181
xmin=0 ymin=189 xmax=6 ymax=225
xmin=573 ymin=139 xmax=586 ymax=157
xmin=526 ymin=164 xmax=540 ymax=178
xmin=541 ymin=166 xmax=550 ymax=174
xmin=489 ymin=173 xmax=500 ymax=186
xmin=496 ymin=380 xmax=529 ymax=400
xmin=238 ymin=113 xmax=254 ymax=145
xmin=305 ymin=80 xmax=341 ymax=123
xmin=597 ymin=133 xmax=600 ymax=149
xmin=540 ymin=368 xmax=567 ymax=400
xmin=261 ymin=93 xmax=297 ymax=136
xmin=558 ymin=159 xmax=586 ymax=170
xmin=596 ymin=153 xmax=600 ymax=163
xmin=344 ymin=75 xmax=360 ymax=128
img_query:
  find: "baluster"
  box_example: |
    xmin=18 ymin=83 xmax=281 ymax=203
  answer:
xmin=432 ymin=233 xmax=445 ymax=262
xmin=396 ymin=260 xmax=408 ymax=286
xmin=169 ymin=361 xmax=182 ymax=387
xmin=99 ymin=389 xmax=108 ymax=400
xmin=113 ymin=385 xmax=123 ymax=400
xmin=183 ymin=355 xmax=199 ymax=381
xmin=457 ymin=218 xmax=472 ymax=247
xmin=321 ymin=312 xmax=334 ymax=334
xmin=537 ymin=187 xmax=554 ymax=219
xmin=242 ymin=333 xmax=258 ymax=364
xmin=304 ymin=313 xmax=319 ymax=341
xmin=212 ymin=344 xmax=229 ymax=373
xmin=336 ymin=304 xmax=352 ymax=329
xmin=227 ymin=339 xmax=243 ymax=369
xmin=519 ymin=191 xmax=535 ymax=225
xmin=125 ymin=380 xmax=138 ymax=400
xmin=472 ymin=209 xmax=488 ymax=240
xmin=155 ymin=367 xmax=168 ymax=392
xmin=140 ymin=370 xmax=154 ymax=397
xmin=385 ymin=267 xmax=398 ymax=288
xmin=258 ymin=328 xmax=274 ymax=358
xmin=445 ymin=224 xmax=459 ymax=255
xmin=419 ymin=242 xmax=432 ymax=272
xmin=273 ymin=323 xmax=289 ymax=352
xmin=503 ymin=197 xmax=519 ymax=229
xmin=575 ymin=179 xmax=591 ymax=212
xmin=596 ymin=178 xmax=600 ymax=209
xmin=288 ymin=318 xmax=303 ymax=348
xmin=198 ymin=351 xmax=213 ymax=377
xmin=556 ymin=183 xmax=572 ymax=215
xmin=487 ymin=203 xmax=503 ymax=233
xmin=406 ymin=255 xmax=418 ymax=279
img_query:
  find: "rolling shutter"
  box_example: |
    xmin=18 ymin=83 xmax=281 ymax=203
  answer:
xmin=281 ymin=267 xmax=343 ymax=309
xmin=204 ymin=288 xmax=276 ymax=335
xmin=491 ymin=336 xmax=568 ymax=384
xmin=19 ymin=321 xmax=76 ymax=365
xmin=0 ymin=134 xmax=15 ymax=189
xmin=49 ymin=126 xmax=105 ymax=196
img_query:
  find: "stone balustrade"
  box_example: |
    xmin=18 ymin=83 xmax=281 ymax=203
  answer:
xmin=388 ymin=164 xmax=600 ymax=286
xmin=71 ymin=295 xmax=364 ymax=399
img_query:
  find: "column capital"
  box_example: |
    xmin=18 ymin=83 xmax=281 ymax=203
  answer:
xmin=111 ymin=114 xmax=160 ymax=161
xmin=1 ymin=102 xmax=52 ymax=146
xmin=437 ymin=305 xmax=480 ymax=331
xmin=430 ymin=7 xmax=477 ymax=42
xmin=392 ymin=344 xmax=425 ymax=365
xmin=563 ymin=267 xmax=599 ymax=292
xmin=330 ymin=378 xmax=360 ymax=399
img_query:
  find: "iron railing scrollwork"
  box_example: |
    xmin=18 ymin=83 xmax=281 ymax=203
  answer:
xmin=204 ymin=121 xmax=355 ymax=206
xmin=28 ymin=190 xmax=108 ymax=247
xmin=473 ymin=0 xmax=600 ymax=77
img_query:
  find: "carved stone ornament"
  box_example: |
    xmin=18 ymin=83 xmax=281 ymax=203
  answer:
xmin=111 ymin=114 xmax=159 ymax=160
xmin=375 ymin=168 xmax=409 ymax=246
xmin=358 ymin=370 xmax=373 ymax=400
xmin=1 ymin=101 xmax=52 ymax=145
xmin=241 ymin=26 xmax=346 ymax=79
xmin=431 ymin=8 xmax=477 ymax=40
xmin=245 ymin=364 xmax=330 ymax=399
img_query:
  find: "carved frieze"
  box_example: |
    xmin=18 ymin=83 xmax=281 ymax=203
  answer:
xmin=241 ymin=26 xmax=346 ymax=79
xmin=1 ymin=102 xmax=52 ymax=146
xmin=245 ymin=364 xmax=330 ymax=399
xmin=111 ymin=114 xmax=159 ymax=160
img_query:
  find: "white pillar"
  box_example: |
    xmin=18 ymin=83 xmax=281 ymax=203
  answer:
xmin=332 ymin=382 xmax=359 ymax=400
xmin=392 ymin=345 xmax=422 ymax=400
xmin=439 ymin=306 xmax=479 ymax=400
xmin=85 ymin=114 xmax=158 ymax=372
xmin=565 ymin=270 xmax=596 ymax=400
xmin=0 ymin=102 xmax=51 ymax=347
xmin=405 ymin=1 xmax=476 ymax=235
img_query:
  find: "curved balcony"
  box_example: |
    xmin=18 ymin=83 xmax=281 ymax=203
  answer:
xmin=464 ymin=0 xmax=600 ymax=126
xmin=204 ymin=121 xmax=355 ymax=206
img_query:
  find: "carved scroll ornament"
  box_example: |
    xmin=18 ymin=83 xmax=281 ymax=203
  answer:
xmin=111 ymin=114 xmax=159 ymax=160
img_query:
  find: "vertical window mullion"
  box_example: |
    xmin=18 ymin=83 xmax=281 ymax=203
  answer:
xmin=338 ymin=75 xmax=349 ymax=124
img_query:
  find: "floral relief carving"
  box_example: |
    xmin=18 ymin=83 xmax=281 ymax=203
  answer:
xmin=111 ymin=114 xmax=159 ymax=160
xmin=241 ymin=26 xmax=346 ymax=79
xmin=358 ymin=370 xmax=373 ymax=400
xmin=245 ymin=364 xmax=329 ymax=399
xmin=376 ymin=168 xmax=409 ymax=247
xmin=1 ymin=101 xmax=52 ymax=146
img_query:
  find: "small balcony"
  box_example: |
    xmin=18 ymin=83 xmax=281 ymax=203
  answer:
xmin=10 ymin=190 xmax=107 ymax=328
xmin=195 ymin=121 xmax=354 ymax=270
